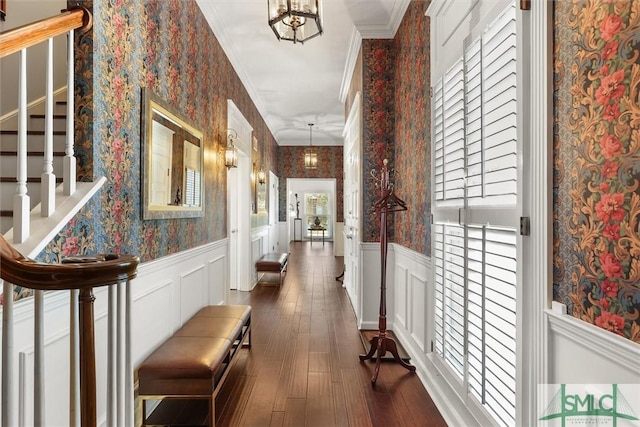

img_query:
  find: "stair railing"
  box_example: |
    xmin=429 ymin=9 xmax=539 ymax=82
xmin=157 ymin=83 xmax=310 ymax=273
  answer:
xmin=0 ymin=7 xmax=92 ymax=243
xmin=0 ymin=235 xmax=139 ymax=427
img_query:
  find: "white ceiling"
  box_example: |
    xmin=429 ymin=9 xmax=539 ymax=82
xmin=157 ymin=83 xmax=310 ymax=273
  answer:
xmin=196 ymin=0 xmax=410 ymax=146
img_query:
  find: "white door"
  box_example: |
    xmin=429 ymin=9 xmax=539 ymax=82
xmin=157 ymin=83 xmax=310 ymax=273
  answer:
xmin=268 ymin=171 xmax=279 ymax=253
xmin=227 ymin=100 xmax=253 ymax=292
xmin=343 ymin=93 xmax=362 ymax=316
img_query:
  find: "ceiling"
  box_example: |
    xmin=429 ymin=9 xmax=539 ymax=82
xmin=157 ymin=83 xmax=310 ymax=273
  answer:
xmin=196 ymin=0 xmax=410 ymax=146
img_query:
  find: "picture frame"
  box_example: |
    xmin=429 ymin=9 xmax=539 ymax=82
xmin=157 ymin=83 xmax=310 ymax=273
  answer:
xmin=140 ymin=88 xmax=205 ymax=220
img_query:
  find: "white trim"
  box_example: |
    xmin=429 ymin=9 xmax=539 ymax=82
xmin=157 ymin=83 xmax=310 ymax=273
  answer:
xmin=520 ymin=1 xmax=553 ymax=424
xmin=393 ymin=326 xmax=480 ymax=427
xmin=546 ymin=310 xmax=639 ymax=369
xmin=338 ymin=28 xmax=362 ymax=103
xmin=199 ymin=3 xmax=275 ymax=141
xmin=3 ymin=287 xmax=70 ymax=325
xmin=4 ymin=179 xmax=107 ymax=258
xmin=137 ymin=239 xmax=227 ymax=276
xmin=132 ymin=280 xmax=172 ymax=303
xmin=357 ymin=0 xmax=411 ymax=39
xmin=391 ymin=242 xmax=431 ymax=267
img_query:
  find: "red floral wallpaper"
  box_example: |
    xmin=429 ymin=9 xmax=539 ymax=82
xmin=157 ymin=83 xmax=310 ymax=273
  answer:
xmin=362 ymin=39 xmax=396 ymax=243
xmin=554 ymin=0 xmax=640 ymax=342
xmin=359 ymin=1 xmax=430 ymax=255
xmin=392 ymin=0 xmax=431 ymax=256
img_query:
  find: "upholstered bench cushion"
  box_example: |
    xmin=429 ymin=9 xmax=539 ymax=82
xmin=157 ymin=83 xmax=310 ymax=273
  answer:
xmin=138 ymin=336 xmax=232 ymax=395
xmin=175 ymin=317 xmax=244 ymax=340
xmin=256 ymin=252 xmax=288 ymax=272
xmin=194 ymin=305 xmax=252 ymax=324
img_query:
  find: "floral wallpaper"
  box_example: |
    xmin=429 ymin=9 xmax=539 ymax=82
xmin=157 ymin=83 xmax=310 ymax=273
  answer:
xmin=554 ymin=0 xmax=640 ymax=342
xmin=358 ymin=1 xmax=430 ymax=256
xmin=362 ymin=39 xmax=396 ymax=243
xmin=277 ymin=146 xmax=344 ymax=222
xmin=392 ymin=0 xmax=431 ymax=256
xmin=1 ymin=0 xmax=279 ymax=302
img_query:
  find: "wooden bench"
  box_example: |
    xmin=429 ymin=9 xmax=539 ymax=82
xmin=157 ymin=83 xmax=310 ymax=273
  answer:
xmin=137 ymin=304 xmax=251 ymax=427
xmin=256 ymin=252 xmax=289 ymax=285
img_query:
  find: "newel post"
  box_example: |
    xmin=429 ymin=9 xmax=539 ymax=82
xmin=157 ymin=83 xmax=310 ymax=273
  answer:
xmin=78 ymin=288 xmax=97 ymax=427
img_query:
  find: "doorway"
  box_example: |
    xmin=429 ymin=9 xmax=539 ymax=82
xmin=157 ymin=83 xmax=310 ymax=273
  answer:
xmin=227 ymin=100 xmax=252 ymax=292
xmin=268 ymin=171 xmax=279 ymax=253
xmin=286 ymin=178 xmax=337 ymax=250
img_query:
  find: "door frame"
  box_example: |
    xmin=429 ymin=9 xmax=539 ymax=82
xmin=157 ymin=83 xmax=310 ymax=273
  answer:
xmin=342 ymin=91 xmax=362 ymax=319
xmin=227 ymin=100 xmax=253 ymax=292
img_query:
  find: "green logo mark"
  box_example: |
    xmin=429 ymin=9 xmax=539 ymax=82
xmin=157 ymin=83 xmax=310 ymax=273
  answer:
xmin=540 ymin=384 xmax=639 ymax=427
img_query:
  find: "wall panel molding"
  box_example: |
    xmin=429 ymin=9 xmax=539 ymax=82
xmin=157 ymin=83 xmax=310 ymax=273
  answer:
xmin=546 ymin=310 xmax=639 ymax=374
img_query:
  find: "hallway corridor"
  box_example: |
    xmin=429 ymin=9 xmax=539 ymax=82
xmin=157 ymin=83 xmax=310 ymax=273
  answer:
xmin=217 ymin=241 xmax=447 ymax=426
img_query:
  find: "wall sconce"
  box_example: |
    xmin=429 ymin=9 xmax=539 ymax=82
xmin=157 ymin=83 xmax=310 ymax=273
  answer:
xmin=225 ymin=129 xmax=238 ymax=169
xmin=257 ymin=165 xmax=266 ymax=185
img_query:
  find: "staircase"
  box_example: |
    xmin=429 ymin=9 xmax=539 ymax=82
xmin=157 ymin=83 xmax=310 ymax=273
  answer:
xmin=0 ymin=9 xmax=133 ymax=427
xmin=0 ymin=90 xmax=68 ymax=234
xmin=0 ymin=86 xmax=105 ymax=258
xmin=0 ymin=6 xmax=105 ymax=259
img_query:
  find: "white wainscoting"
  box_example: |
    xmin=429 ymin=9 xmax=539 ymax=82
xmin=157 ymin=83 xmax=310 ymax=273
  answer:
xmin=376 ymin=243 xmax=639 ymax=427
xmin=0 ymin=239 xmax=229 ymax=426
xmin=359 ymin=242 xmax=388 ymax=330
xmin=546 ymin=310 xmax=640 ymax=384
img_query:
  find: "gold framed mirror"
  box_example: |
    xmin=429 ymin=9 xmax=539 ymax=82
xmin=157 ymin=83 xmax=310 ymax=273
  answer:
xmin=141 ymin=88 xmax=204 ymax=220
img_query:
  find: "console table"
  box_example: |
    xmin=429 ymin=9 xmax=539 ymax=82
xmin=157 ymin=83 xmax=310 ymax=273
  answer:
xmin=308 ymin=226 xmax=326 ymax=246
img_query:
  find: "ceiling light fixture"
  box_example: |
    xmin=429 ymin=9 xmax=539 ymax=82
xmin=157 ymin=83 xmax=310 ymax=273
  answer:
xmin=225 ymin=129 xmax=238 ymax=169
xmin=267 ymin=0 xmax=323 ymax=44
xmin=304 ymin=123 xmax=317 ymax=169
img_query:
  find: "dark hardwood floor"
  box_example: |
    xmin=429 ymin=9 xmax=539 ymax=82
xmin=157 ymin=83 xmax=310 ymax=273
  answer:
xmin=217 ymin=241 xmax=447 ymax=427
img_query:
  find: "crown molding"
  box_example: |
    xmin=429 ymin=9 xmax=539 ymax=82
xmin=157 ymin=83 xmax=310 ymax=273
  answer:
xmin=357 ymin=0 xmax=411 ymax=39
xmin=197 ymin=1 xmax=278 ymax=142
xmin=339 ymin=26 xmax=362 ymax=103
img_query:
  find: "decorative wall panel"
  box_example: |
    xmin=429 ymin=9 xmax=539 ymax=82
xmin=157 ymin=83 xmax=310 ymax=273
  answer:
xmin=554 ymin=0 xmax=640 ymax=343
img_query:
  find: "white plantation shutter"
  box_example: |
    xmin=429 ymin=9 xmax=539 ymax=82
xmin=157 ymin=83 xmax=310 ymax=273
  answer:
xmin=465 ymin=40 xmax=483 ymax=200
xmin=442 ymin=60 xmax=466 ymax=203
xmin=184 ymin=168 xmax=200 ymax=206
xmin=434 ymin=81 xmax=444 ymax=201
xmin=477 ymin=7 xmax=518 ymax=206
xmin=432 ymin=2 xmax=519 ymax=426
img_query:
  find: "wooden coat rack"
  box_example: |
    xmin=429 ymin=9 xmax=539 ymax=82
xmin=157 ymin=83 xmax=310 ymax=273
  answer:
xmin=359 ymin=159 xmax=416 ymax=384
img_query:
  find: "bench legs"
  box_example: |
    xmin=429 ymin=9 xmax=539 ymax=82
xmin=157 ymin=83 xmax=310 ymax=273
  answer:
xmin=139 ymin=395 xmax=215 ymax=427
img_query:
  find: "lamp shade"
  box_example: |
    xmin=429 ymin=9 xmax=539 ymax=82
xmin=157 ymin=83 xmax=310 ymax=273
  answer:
xmin=267 ymin=0 xmax=323 ymax=44
xmin=225 ymin=145 xmax=238 ymax=169
xmin=225 ymin=131 xmax=238 ymax=169
xmin=304 ymin=149 xmax=317 ymax=169
xmin=304 ymin=123 xmax=318 ymax=169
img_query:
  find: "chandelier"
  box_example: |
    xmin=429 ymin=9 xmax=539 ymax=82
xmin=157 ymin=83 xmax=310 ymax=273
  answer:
xmin=267 ymin=0 xmax=323 ymax=44
xmin=304 ymin=123 xmax=317 ymax=169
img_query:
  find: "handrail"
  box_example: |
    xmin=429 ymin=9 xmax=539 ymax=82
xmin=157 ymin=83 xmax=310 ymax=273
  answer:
xmin=0 ymin=6 xmax=92 ymax=59
xmin=0 ymin=235 xmax=139 ymax=290
xmin=0 ymin=234 xmax=138 ymax=427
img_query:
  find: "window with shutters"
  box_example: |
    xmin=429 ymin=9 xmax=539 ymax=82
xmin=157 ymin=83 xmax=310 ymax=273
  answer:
xmin=183 ymin=140 xmax=201 ymax=207
xmin=184 ymin=168 xmax=201 ymax=207
xmin=432 ymin=2 xmax=521 ymax=426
